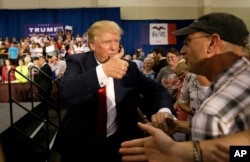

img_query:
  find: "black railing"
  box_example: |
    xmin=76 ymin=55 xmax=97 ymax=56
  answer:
xmin=7 ymin=66 xmax=62 ymax=161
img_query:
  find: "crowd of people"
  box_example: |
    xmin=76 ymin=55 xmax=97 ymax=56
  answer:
xmin=0 ymin=30 xmax=90 ymax=83
xmin=0 ymin=12 xmax=250 ymax=162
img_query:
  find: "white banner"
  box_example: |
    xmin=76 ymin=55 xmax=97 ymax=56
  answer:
xmin=149 ymin=23 xmax=176 ymax=45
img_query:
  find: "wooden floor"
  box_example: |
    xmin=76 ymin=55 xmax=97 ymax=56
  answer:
xmin=0 ymin=102 xmax=40 ymax=133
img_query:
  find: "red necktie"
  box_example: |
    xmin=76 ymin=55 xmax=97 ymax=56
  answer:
xmin=97 ymin=86 xmax=107 ymax=140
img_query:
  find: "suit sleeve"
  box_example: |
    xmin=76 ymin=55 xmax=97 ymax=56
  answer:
xmin=58 ymin=54 xmax=100 ymax=104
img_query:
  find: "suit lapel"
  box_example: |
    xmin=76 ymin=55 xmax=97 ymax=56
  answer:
xmin=114 ymin=79 xmax=126 ymax=105
xmin=85 ymin=52 xmax=98 ymax=69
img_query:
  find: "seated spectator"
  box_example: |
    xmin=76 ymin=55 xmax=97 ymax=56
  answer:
xmin=15 ymin=58 xmax=29 ymax=83
xmin=1 ymin=59 xmax=16 ymax=83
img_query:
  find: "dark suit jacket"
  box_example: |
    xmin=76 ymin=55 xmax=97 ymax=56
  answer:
xmin=34 ymin=63 xmax=52 ymax=96
xmin=153 ymin=58 xmax=167 ymax=77
xmin=53 ymin=52 xmax=174 ymax=161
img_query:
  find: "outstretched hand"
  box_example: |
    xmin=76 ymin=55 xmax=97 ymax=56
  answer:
xmin=119 ymin=122 xmax=182 ymax=162
xmin=211 ymin=143 xmax=230 ymax=162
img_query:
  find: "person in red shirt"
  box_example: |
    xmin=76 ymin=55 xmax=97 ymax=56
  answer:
xmin=1 ymin=59 xmax=16 ymax=83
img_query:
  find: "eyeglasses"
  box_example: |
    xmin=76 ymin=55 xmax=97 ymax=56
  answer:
xmin=183 ymin=35 xmax=211 ymax=46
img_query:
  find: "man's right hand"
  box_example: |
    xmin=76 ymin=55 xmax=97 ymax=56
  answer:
xmin=119 ymin=122 xmax=182 ymax=162
xmin=102 ymin=52 xmax=129 ymax=79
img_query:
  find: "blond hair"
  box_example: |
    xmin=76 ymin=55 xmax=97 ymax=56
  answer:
xmin=87 ymin=20 xmax=123 ymax=43
xmin=174 ymin=61 xmax=188 ymax=73
xmin=24 ymin=55 xmax=31 ymax=63
xmin=144 ymin=57 xmax=154 ymax=64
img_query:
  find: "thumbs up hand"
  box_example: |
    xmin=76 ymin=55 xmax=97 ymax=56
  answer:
xmin=102 ymin=47 xmax=129 ymax=79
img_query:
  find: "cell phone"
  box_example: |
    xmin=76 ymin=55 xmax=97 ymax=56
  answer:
xmin=118 ymin=44 xmax=123 ymax=53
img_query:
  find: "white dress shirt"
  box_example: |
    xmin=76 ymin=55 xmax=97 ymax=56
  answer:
xmin=96 ymin=64 xmax=117 ymax=137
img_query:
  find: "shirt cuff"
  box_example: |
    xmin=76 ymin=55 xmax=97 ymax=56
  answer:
xmin=159 ymin=108 xmax=177 ymax=120
xmin=96 ymin=64 xmax=108 ymax=87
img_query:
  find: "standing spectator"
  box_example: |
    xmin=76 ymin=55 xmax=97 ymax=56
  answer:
xmin=0 ymin=43 xmax=8 ymax=66
xmin=29 ymin=41 xmax=37 ymax=61
xmin=0 ymin=37 xmax=2 ymax=46
xmin=34 ymin=43 xmax=43 ymax=58
xmin=24 ymin=55 xmax=33 ymax=69
xmin=153 ymin=12 xmax=250 ymax=140
xmin=123 ymin=54 xmax=132 ymax=61
xmin=132 ymin=51 xmax=143 ymax=70
xmin=152 ymin=47 xmax=167 ymax=77
xmin=41 ymin=32 xmax=51 ymax=44
xmin=30 ymin=58 xmax=40 ymax=81
xmin=173 ymin=62 xmax=211 ymax=141
xmin=67 ymin=44 xmax=75 ymax=56
xmin=3 ymin=36 xmax=10 ymax=48
xmin=155 ymin=47 xmax=180 ymax=104
xmin=73 ymin=41 xmax=85 ymax=54
xmin=8 ymin=43 xmax=19 ymax=66
xmin=19 ymin=43 xmax=30 ymax=60
xmin=136 ymin=48 xmax=145 ymax=61
xmin=177 ymin=74 xmax=210 ymax=122
xmin=34 ymin=56 xmax=52 ymax=99
xmin=75 ymin=34 xmax=82 ymax=42
xmin=58 ymin=43 xmax=67 ymax=59
xmin=142 ymin=57 xmax=156 ymax=80
xmin=57 ymin=54 xmax=66 ymax=75
xmin=11 ymin=37 xmax=19 ymax=44
xmin=49 ymin=55 xmax=64 ymax=79
xmin=82 ymin=41 xmax=91 ymax=53
xmin=173 ymin=61 xmax=189 ymax=122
